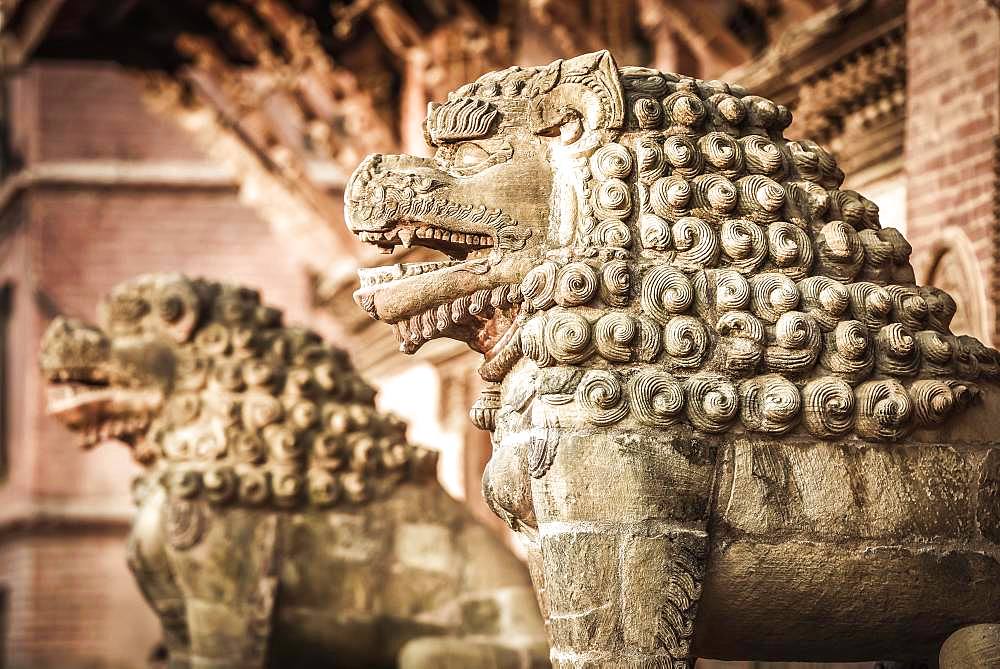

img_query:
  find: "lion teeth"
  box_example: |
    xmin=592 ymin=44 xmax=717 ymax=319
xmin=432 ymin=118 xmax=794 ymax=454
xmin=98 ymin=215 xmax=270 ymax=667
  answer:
xmin=355 ymin=214 xmax=497 ymax=254
xmin=358 ymin=261 xmax=464 ymax=288
xmin=435 ymin=304 xmax=451 ymax=330
xmin=470 ymin=290 xmax=491 ymax=315
xmin=420 ymin=312 xmax=436 ymax=338
xmin=407 ymin=316 xmax=422 ymax=342
xmin=451 ymin=296 xmax=472 ymax=324
xmin=491 ymin=286 xmax=511 ymax=309
xmin=387 ymin=283 xmax=521 ymax=351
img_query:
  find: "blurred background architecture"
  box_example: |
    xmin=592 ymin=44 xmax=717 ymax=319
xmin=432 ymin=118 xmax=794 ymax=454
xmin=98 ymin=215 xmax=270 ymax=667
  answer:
xmin=0 ymin=0 xmax=996 ymax=666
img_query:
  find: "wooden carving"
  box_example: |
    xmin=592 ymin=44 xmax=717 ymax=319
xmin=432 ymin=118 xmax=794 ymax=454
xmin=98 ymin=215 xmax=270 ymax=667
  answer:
xmin=345 ymin=51 xmax=1000 ymax=666
xmin=39 ymin=274 xmax=549 ymax=669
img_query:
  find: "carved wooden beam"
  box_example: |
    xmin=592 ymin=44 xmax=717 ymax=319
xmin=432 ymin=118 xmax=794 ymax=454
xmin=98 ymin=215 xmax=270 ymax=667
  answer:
xmin=365 ymin=0 xmax=423 ymax=58
xmin=0 ymin=0 xmax=63 ymax=70
xmin=212 ymin=1 xmax=396 ymax=164
xmin=745 ymin=0 xmax=841 ymax=38
xmin=792 ymin=28 xmax=905 ymax=143
xmin=152 ymin=0 xmax=418 ymax=280
xmin=143 ymin=73 xmax=367 ymax=279
xmin=331 ymin=0 xmax=427 ymax=155
xmin=528 ymin=0 xmax=605 ymax=55
xmin=329 ymin=0 xmax=513 ymax=155
xmin=637 ymin=0 xmax=751 ymax=78
xmin=723 ymin=0 xmax=904 ymax=179
xmin=726 ymin=0 xmax=902 ymax=99
xmin=334 ymin=0 xmax=497 ymax=48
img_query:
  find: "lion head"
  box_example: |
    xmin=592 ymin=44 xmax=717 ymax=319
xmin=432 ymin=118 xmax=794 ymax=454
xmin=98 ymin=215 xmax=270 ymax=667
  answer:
xmin=346 ymin=50 xmax=1000 ymax=445
xmin=345 ymin=50 xmax=631 ymax=354
xmin=40 ymin=274 xmax=437 ymax=508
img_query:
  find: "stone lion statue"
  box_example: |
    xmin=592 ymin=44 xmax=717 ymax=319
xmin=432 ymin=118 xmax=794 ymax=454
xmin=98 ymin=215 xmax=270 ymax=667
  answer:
xmin=39 ymin=274 xmax=549 ymax=669
xmin=344 ymin=50 xmax=1000 ymax=667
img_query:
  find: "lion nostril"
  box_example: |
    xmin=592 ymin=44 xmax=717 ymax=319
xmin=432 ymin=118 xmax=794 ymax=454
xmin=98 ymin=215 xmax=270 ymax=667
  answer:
xmin=349 ymin=173 xmax=368 ymax=203
xmin=348 ymin=154 xmax=384 ymax=203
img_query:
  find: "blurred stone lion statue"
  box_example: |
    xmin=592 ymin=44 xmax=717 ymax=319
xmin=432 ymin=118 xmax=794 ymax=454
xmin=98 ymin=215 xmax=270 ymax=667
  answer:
xmin=40 ymin=273 xmax=549 ymax=669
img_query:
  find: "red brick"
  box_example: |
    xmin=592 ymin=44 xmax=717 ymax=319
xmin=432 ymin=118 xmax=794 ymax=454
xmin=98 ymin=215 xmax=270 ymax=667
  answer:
xmin=33 ymin=64 xmax=203 ymax=163
xmin=906 ymin=0 xmax=1000 ymax=343
xmin=956 ymin=117 xmax=994 ymax=138
xmin=0 ymin=61 xmax=335 ymax=669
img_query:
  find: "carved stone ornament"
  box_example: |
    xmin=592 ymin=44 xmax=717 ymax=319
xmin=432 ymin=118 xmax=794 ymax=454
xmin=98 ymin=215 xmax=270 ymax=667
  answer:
xmin=346 ymin=51 xmax=1000 ymax=667
xmin=39 ymin=274 xmax=548 ymax=669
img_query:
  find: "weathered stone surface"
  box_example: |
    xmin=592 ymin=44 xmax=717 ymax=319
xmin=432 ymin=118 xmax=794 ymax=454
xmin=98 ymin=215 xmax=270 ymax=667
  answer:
xmin=542 ymin=528 xmax=620 ymax=652
xmin=345 ymin=50 xmax=1000 ymax=667
xmin=39 ymin=274 xmax=549 ymax=668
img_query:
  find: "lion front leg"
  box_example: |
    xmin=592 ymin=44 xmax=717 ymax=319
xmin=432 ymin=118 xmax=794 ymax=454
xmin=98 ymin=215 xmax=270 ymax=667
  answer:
xmin=127 ymin=485 xmax=192 ymax=669
xmin=163 ymin=504 xmax=281 ymax=669
xmin=526 ymin=428 xmax=716 ymax=669
xmin=537 ymin=519 xmax=708 ymax=668
xmin=398 ymin=636 xmax=549 ymax=669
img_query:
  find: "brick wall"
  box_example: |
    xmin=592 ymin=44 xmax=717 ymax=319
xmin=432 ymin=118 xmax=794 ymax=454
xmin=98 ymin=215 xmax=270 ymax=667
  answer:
xmin=0 ymin=62 xmax=332 ymax=668
xmin=22 ymin=62 xmax=203 ymax=164
xmin=3 ymin=3 xmax=997 ymax=666
xmin=28 ymin=187 xmax=324 ymax=503
xmin=0 ymin=532 xmax=160 ymax=669
xmin=0 ymin=211 xmax=42 ymax=515
xmin=906 ymin=0 xmax=1000 ymax=341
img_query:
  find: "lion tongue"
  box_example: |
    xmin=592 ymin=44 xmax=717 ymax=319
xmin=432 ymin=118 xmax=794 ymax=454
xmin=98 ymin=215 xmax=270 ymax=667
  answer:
xmin=398 ymin=228 xmax=414 ymax=248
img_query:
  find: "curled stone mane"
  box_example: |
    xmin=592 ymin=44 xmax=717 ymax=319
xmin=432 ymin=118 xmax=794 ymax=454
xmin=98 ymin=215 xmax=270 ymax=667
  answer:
xmin=455 ymin=64 xmax=1000 ymax=443
xmin=346 ymin=51 xmax=1000 ymax=667
xmin=428 ymin=97 xmax=501 ymax=143
xmin=43 ymin=274 xmax=552 ymax=669
xmin=114 ymin=277 xmax=438 ymax=508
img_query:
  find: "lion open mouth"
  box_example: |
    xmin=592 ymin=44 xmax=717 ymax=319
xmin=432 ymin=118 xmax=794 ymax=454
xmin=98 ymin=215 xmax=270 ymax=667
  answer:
xmin=352 ymin=246 xmax=523 ymax=355
xmin=347 ymin=159 xmax=529 ymax=355
xmin=45 ymin=368 xmax=157 ymax=448
xmin=355 ymin=224 xmax=495 ymax=259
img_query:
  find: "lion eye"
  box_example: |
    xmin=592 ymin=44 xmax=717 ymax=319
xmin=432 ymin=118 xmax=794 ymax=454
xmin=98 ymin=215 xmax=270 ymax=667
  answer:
xmin=158 ymin=295 xmax=184 ymax=323
xmin=455 ymin=142 xmax=489 ymax=167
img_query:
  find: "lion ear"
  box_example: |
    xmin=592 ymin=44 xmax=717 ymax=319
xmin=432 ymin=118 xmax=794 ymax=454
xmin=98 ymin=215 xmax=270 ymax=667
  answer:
xmin=153 ymin=275 xmax=201 ymax=343
xmin=529 ymin=50 xmax=624 ymax=138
